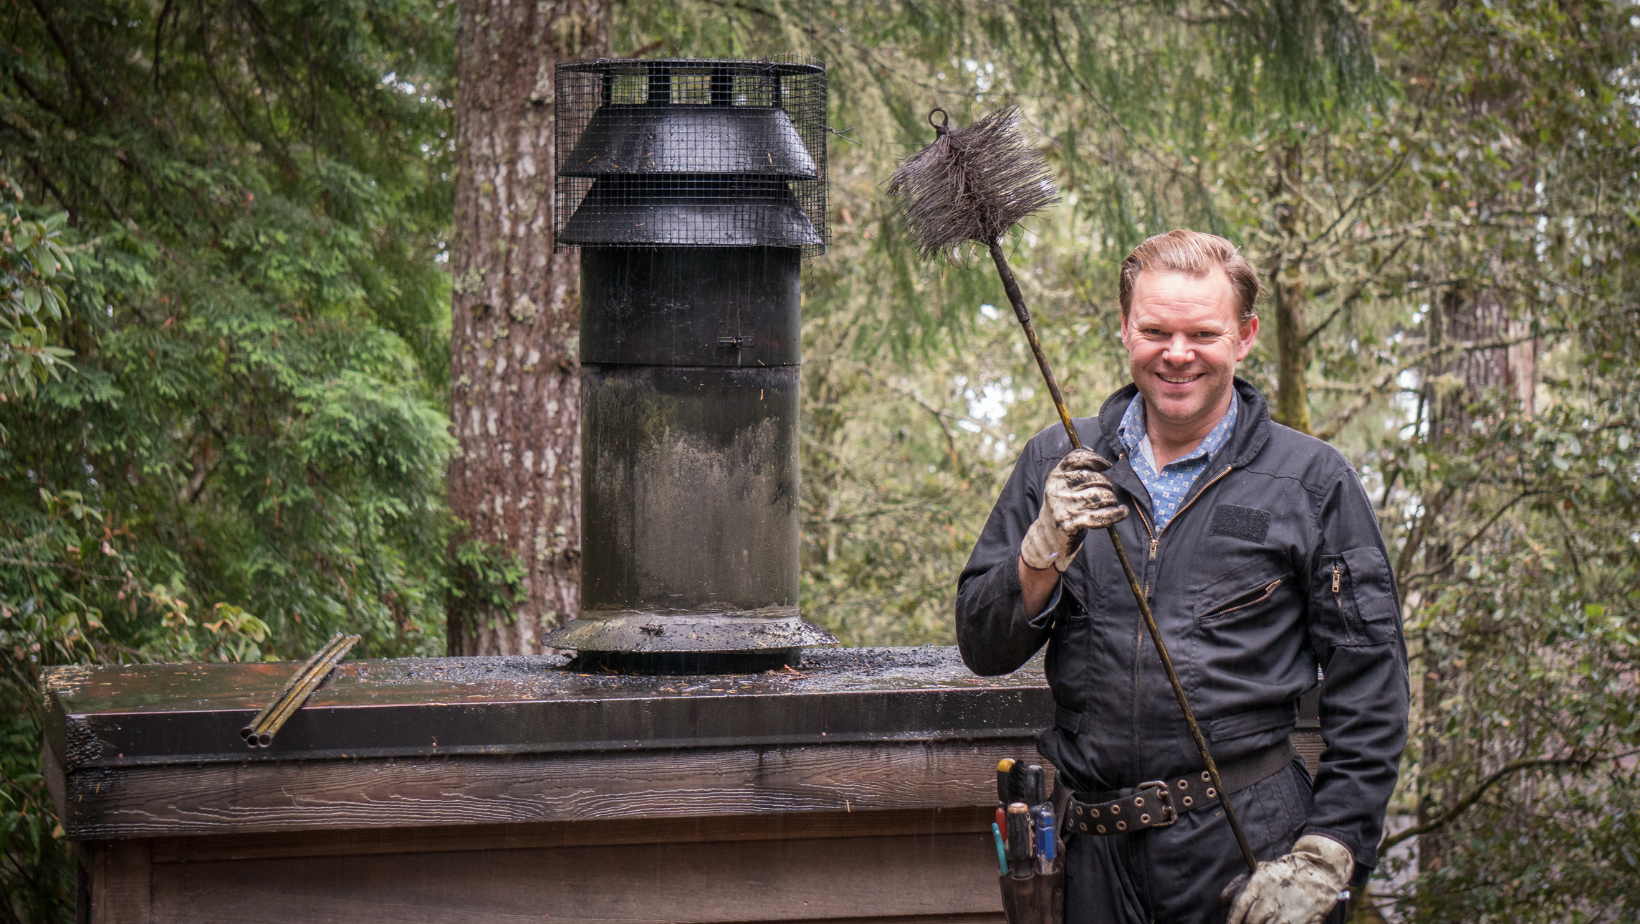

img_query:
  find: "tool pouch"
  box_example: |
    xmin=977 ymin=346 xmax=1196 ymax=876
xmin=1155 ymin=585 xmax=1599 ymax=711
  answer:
xmin=999 ymin=864 xmax=1064 ymax=924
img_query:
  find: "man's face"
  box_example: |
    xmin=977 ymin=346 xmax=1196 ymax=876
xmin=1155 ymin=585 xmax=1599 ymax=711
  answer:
xmin=1120 ymin=268 xmax=1258 ymax=441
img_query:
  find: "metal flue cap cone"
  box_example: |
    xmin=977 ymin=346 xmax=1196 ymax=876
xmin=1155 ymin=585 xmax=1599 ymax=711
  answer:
xmin=560 ymin=106 xmax=818 ymax=179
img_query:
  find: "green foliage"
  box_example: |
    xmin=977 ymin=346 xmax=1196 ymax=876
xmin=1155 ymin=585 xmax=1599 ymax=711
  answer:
xmin=627 ymin=0 xmax=1640 ymax=917
xmin=448 ymin=538 xmax=528 ymax=629
xmin=0 ymin=1 xmax=455 ymax=919
xmin=0 ymin=188 xmax=75 ymax=405
xmin=0 ymin=2 xmax=1629 ymax=921
xmin=618 ymin=0 xmax=1378 ymax=643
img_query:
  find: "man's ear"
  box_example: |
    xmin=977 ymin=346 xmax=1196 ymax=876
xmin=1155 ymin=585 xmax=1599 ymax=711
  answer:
xmin=1235 ymin=315 xmax=1260 ymax=361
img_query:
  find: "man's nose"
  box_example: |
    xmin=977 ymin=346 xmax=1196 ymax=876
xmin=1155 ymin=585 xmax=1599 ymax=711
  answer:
xmin=1163 ymin=335 xmax=1195 ymax=363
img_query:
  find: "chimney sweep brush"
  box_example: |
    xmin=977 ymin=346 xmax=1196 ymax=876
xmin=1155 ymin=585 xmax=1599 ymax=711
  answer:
xmin=886 ymin=107 xmax=1259 ymax=881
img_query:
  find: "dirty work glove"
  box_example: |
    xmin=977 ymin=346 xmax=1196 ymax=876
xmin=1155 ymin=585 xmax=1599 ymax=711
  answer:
xmin=1019 ymin=449 xmax=1128 ymax=572
xmin=1226 ymin=834 xmax=1354 ymax=924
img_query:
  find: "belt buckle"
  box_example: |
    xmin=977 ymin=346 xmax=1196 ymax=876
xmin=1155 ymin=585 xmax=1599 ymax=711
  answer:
xmin=1137 ymin=781 xmax=1177 ymax=827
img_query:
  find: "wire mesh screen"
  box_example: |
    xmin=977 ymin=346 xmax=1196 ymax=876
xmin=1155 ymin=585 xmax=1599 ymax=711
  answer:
xmin=555 ymin=57 xmax=828 ymax=256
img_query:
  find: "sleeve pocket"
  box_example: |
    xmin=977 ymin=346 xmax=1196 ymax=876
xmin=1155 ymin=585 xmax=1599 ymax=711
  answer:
xmin=1341 ymin=546 xmax=1400 ymax=643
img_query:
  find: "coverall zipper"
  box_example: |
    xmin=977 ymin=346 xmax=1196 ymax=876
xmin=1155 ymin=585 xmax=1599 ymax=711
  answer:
xmin=1139 ymin=465 xmax=1236 ymax=597
xmin=1129 ymin=464 xmax=1235 ymax=761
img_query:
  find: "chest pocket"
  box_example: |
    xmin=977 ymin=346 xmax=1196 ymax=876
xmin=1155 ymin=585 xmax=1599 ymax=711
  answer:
xmin=1196 ymin=557 xmax=1291 ymax=625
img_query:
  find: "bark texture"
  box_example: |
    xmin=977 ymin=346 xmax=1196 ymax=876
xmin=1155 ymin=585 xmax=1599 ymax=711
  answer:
xmin=1272 ymin=264 xmax=1311 ymax=433
xmin=1415 ymin=284 xmax=1533 ymax=874
xmin=1270 ymin=142 xmax=1312 ymax=434
xmin=448 ymin=0 xmax=609 ymax=655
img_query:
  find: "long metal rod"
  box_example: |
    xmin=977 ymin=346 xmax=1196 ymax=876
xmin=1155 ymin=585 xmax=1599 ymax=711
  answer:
xmin=256 ymin=634 xmax=355 ymax=744
xmin=241 ymin=634 xmax=347 ymax=738
xmin=240 ymin=633 xmax=359 ymax=749
xmin=987 ymin=240 xmax=1259 ymax=875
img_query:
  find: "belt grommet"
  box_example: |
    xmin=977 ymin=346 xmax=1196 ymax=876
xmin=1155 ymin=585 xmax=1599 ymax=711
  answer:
xmin=1116 ymin=821 xmax=1126 ymax=831
xmin=1201 ymin=771 xmax=1212 ymax=782
xmin=1097 ymin=825 xmax=1107 ymax=834
xmin=1178 ymin=780 xmax=1188 ymax=789
xmin=1090 ymin=808 xmax=1099 ymax=818
xmin=1110 ymin=805 xmax=1120 ymax=815
xmin=1207 ymin=788 xmax=1217 ymax=798
xmin=1134 ymin=796 xmax=1144 ymax=807
xmin=1140 ymin=814 xmax=1150 ymax=824
xmin=1183 ymin=796 xmax=1193 ymax=807
xmin=1075 ymin=806 xmax=1083 ymax=816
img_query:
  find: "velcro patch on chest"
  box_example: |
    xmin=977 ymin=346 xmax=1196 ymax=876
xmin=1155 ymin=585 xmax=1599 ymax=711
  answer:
xmin=1208 ymin=504 xmax=1270 ymax=543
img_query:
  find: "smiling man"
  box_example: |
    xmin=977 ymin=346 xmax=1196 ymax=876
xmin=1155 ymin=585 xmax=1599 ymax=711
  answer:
xmin=956 ymin=231 xmax=1409 ymax=924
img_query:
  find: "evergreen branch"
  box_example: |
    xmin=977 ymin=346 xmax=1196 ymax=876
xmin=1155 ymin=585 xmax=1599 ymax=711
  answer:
xmin=1044 ymin=14 xmax=1207 ymax=198
xmin=1313 ymin=332 xmax=1546 ymax=442
xmin=0 ymin=555 xmax=123 ymax=581
xmin=1307 ymin=147 xmax=1413 ymax=249
xmin=26 ymin=0 xmax=108 ymax=118
xmin=1399 ymin=489 xmax=1547 ymax=589
xmin=1381 ymin=753 xmax=1617 ymax=851
xmin=153 ymin=0 xmax=174 ymax=91
xmin=866 ymin=371 xmax=961 ymax=463
xmin=1302 ymin=235 xmax=1409 ymax=347
xmin=197 ymin=17 xmax=297 ymax=175
xmin=1306 ymin=28 xmax=1460 ymax=249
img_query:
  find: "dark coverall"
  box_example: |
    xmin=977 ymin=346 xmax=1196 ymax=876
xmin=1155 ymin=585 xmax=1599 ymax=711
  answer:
xmin=956 ymin=379 xmax=1409 ymax=924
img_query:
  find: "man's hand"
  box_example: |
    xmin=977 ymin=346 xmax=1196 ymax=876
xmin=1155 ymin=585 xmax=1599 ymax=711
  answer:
xmin=1226 ymin=835 xmax=1354 ymax=924
xmin=1019 ymin=449 xmax=1128 ymax=572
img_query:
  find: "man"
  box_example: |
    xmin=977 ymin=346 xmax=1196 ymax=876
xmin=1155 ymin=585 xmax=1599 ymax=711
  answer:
xmin=956 ymin=231 xmax=1408 ymax=924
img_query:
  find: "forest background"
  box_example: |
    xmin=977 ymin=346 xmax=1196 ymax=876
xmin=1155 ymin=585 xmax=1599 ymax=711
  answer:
xmin=2 ymin=0 xmax=1637 ymax=921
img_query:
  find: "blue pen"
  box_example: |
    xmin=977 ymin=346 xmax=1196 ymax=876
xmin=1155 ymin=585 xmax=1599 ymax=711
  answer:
xmin=993 ymin=822 xmax=1009 ymax=874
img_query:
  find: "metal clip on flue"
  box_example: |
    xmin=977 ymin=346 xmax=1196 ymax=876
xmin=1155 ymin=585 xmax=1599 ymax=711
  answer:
xmin=240 ymin=633 xmax=359 ymax=748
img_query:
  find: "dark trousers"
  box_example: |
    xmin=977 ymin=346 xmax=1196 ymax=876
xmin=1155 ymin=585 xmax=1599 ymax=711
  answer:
xmin=1064 ymin=760 xmax=1347 ymax=924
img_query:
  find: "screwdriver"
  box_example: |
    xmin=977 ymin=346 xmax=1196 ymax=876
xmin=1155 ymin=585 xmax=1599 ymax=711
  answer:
xmin=996 ymin=758 xmax=1015 ymax=844
xmin=1007 ymin=802 xmax=1033 ymax=878
xmin=1034 ymin=803 xmax=1057 ymax=874
xmin=1024 ymin=764 xmax=1046 ymax=809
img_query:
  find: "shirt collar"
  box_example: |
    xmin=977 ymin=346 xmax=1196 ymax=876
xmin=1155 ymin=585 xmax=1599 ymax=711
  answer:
xmin=1117 ymin=390 xmax=1239 ymax=470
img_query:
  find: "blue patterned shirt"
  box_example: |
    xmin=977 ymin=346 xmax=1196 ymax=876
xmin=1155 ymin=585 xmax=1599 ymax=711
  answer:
xmin=1116 ymin=391 xmax=1238 ymax=533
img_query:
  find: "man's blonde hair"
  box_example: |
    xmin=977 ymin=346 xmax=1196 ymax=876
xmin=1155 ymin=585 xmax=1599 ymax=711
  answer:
xmin=1118 ymin=230 xmax=1262 ymax=323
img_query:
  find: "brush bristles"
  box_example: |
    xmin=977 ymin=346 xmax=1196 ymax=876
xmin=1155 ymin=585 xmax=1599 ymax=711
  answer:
xmin=886 ymin=108 xmax=1060 ymax=261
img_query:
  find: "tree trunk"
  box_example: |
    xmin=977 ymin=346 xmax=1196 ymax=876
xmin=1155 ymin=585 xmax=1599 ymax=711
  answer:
xmin=1272 ymin=264 xmax=1311 ymax=433
xmin=447 ymin=0 xmax=609 ymax=655
xmin=1415 ymin=284 xmax=1526 ymax=874
xmin=1270 ymin=142 xmax=1311 ymax=434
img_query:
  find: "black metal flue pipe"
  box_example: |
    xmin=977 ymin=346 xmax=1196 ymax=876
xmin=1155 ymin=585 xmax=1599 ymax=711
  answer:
xmin=543 ymin=58 xmax=833 ymax=671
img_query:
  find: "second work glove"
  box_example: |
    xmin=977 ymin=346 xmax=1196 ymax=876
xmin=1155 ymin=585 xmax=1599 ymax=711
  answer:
xmin=1226 ymin=834 xmax=1354 ymax=924
xmin=1019 ymin=449 xmax=1128 ymax=572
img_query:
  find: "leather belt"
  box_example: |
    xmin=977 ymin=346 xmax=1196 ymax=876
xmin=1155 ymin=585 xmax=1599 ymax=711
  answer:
xmin=1062 ymin=738 xmax=1297 ymax=837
